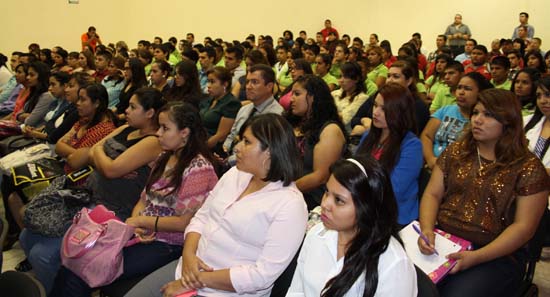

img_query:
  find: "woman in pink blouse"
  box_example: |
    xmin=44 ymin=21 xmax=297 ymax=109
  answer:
xmin=126 ymin=113 xmax=308 ymax=297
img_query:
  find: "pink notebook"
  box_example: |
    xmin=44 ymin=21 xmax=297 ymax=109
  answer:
xmin=399 ymin=221 xmax=472 ymax=283
xmin=176 ymin=290 xmax=198 ymax=297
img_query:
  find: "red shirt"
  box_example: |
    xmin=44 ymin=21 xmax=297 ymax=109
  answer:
xmin=464 ymin=63 xmax=492 ymax=80
xmin=321 ymin=27 xmax=339 ymax=42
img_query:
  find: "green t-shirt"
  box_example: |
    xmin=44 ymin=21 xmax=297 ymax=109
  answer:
xmin=364 ymin=79 xmax=378 ymax=98
xmin=366 ymin=63 xmax=388 ymax=83
xmin=330 ymin=62 xmax=342 ymax=79
xmin=322 ymin=73 xmax=339 ymax=88
xmin=430 ymin=86 xmax=455 ymax=112
xmin=491 ymin=79 xmax=512 ymax=91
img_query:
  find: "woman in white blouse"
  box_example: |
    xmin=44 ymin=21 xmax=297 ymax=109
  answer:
xmin=524 ymin=76 xmax=550 ymax=173
xmin=286 ymin=156 xmax=417 ymax=297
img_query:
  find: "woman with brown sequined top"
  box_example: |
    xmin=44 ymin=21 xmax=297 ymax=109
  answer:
xmin=418 ymin=88 xmax=550 ymax=297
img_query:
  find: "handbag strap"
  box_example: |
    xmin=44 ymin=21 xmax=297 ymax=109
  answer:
xmin=62 ymin=210 xmax=106 ymax=259
xmin=62 ymin=223 xmax=105 ymax=259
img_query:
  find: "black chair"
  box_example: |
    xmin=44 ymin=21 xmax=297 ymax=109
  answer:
xmin=415 ymin=265 xmax=439 ymax=297
xmin=514 ymin=208 xmax=549 ymax=297
xmin=0 ymin=270 xmax=46 ymax=297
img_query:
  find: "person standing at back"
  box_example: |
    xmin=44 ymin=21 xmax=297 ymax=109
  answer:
xmin=445 ymin=14 xmax=471 ymax=57
xmin=512 ymin=12 xmax=535 ymax=40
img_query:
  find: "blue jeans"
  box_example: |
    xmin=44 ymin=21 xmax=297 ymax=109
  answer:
xmin=59 ymin=241 xmax=182 ymax=297
xmin=19 ymin=228 xmax=63 ymax=294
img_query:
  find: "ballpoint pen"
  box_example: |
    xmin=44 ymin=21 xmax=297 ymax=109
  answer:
xmin=413 ymin=223 xmax=439 ymax=256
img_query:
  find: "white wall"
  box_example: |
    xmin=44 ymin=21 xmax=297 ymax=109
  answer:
xmin=1 ymin=0 xmax=548 ymax=56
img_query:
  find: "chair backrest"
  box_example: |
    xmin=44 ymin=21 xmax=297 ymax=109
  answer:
xmin=415 ymin=265 xmax=440 ymax=297
xmin=0 ymin=271 xmax=46 ymax=297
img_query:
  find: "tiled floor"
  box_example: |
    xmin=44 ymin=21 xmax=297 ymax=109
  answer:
xmin=2 ymin=204 xmax=550 ymax=296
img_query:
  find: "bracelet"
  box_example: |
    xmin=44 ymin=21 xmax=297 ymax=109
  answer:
xmin=154 ymin=216 xmax=159 ymax=233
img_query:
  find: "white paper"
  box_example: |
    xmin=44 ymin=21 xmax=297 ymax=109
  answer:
xmin=399 ymin=221 xmax=462 ymax=274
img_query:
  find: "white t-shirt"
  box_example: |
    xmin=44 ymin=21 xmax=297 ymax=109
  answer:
xmin=286 ymin=223 xmax=417 ymax=297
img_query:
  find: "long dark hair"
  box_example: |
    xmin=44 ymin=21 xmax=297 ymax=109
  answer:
xmin=127 ymin=57 xmax=147 ymax=88
xmin=146 ymin=102 xmax=214 ymax=194
xmin=79 ymin=83 xmax=115 ymax=127
xmin=321 ymin=156 xmax=400 ymax=297
xmin=525 ymin=76 xmax=550 ymax=157
xmin=511 ymin=67 xmax=541 ymax=109
xmin=289 ymin=75 xmax=346 ymax=145
xmin=460 ymin=89 xmax=529 ymax=173
xmin=356 ymin=83 xmax=416 ymax=172
xmin=340 ymin=62 xmax=367 ymax=102
xmin=165 ymin=60 xmax=203 ymax=108
xmin=24 ymin=61 xmax=51 ymax=113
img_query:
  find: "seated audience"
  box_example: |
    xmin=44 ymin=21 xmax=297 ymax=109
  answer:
xmin=351 ymin=60 xmax=430 ymax=137
xmin=314 ymin=53 xmax=338 ymax=91
xmin=356 ymin=83 xmax=423 ymax=226
xmin=418 ymin=88 xmax=550 ymax=297
xmin=164 ymin=60 xmax=204 ymax=107
xmin=287 ymin=75 xmax=347 ymax=210
xmin=200 ymin=67 xmax=241 ymax=155
xmin=16 ymin=83 xmax=117 ymax=291
xmin=425 ymin=54 xmax=453 ymax=102
xmin=490 ymin=56 xmax=512 ymax=90
xmin=331 ymin=62 xmax=368 ymax=130
xmin=512 ymin=67 xmax=540 ymax=115
xmin=278 ymin=58 xmax=313 ymax=111
xmin=149 ymin=60 xmax=172 ymax=96
xmin=421 ymin=72 xmax=492 ymax=169
xmin=21 ymin=71 xmax=81 ymax=144
xmin=101 ymin=55 xmax=126 ymax=108
xmin=231 ymin=49 xmax=269 ymax=102
xmin=75 ymin=50 xmax=96 ymax=76
xmin=463 ymin=45 xmax=491 ymax=80
xmin=287 ymin=156 xmax=417 ymax=297
xmin=0 ymin=63 xmax=26 ymax=117
xmin=525 ymin=50 xmax=547 ymax=74
xmin=429 ymin=61 xmax=464 ymax=113
xmin=222 ymin=65 xmax=283 ymax=163
xmin=114 ymin=57 xmax=147 ymax=119
xmin=524 ymin=76 xmax=550 ymax=172
xmin=58 ymin=102 xmax=219 ymax=297
xmin=366 ymin=45 xmax=388 ymax=88
xmin=125 ymin=113 xmax=307 ymax=297
xmin=6 ymin=61 xmax=54 ymax=130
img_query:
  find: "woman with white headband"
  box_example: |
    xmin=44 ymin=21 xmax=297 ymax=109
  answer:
xmin=286 ymin=156 xmax=417 ymax=297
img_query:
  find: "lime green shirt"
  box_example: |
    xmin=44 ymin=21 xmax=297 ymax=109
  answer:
xmin=330 ymin=62 xmax=343 ymax=79
xmin=491 ymin=79 xmax=512 ymax=91
xmin=430 ymin=86 xmax=455 ymax=112
xmin=364 ymin=79 xmax=378 ymax=97
xmin=366 ymin=63 xmax=388 ymax=83
xmin=322 ymin=73 xmax=339 ymax=88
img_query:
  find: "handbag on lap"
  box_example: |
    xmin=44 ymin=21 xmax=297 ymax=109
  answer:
xmin=61 ymin=205 xmax=138 ymax=287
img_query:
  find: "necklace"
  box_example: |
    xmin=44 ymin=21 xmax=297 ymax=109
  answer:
xmin=476 ymin=146 xmax=495 ymax=176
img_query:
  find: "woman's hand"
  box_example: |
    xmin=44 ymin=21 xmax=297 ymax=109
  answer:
xmin=161 ymin=279 xmax=192 ymax=297
xmin=447 ymin=250 xmax=481 ymax=274
xmin=417 ymin=230 xmax=437 ymax=255
xmin=181 ymin=253 xmax=213 ymax=289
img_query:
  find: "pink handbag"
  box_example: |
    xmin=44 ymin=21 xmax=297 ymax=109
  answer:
xmin=61 ymin=205 xmax=138 ymax=287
